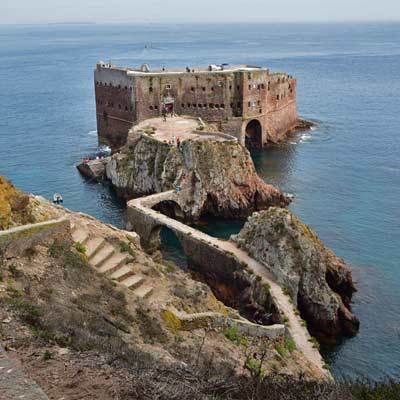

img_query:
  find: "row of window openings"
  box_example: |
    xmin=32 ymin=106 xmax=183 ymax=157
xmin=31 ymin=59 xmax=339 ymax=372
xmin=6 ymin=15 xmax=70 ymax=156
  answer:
xmin=96 ymin=81 xmax=132 ymax=91
xmin=97 ymin=100 xmax=132 ymax=111
xmin=154 ymin=83 xmax=269 ymax=92
xmin=178 ymin=103 xmax=228 ymax=109
xmin=153 ymin=83 xmax=227 ymax=93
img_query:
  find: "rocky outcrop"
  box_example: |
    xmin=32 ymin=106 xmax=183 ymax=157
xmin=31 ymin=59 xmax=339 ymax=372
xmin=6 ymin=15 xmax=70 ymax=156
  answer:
xmin=0 ymin=176 xmax=62 ymax=231
xmin=232 ymin=207 xmax=359 ymax=342
xmin=106 ymin=133 xmax=288 ymax=220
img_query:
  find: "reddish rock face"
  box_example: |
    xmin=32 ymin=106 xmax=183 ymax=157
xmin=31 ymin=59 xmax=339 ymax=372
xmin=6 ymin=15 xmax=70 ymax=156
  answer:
xmin=106 ymin=134 xmax=289 ymax=220
xmin=233 ymin=207 xmax=360 ymax=343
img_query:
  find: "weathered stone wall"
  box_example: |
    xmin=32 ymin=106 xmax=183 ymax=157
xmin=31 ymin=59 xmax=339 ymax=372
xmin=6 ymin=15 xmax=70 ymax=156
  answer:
xmin=0 ymin=218 xmax=71 ymax=257
xmin=94 ymin=65 xmax=300 ymax=149
xmin=161 ymin=309 xmax=285 ymax=339
xmin=94 ymin=65 xmax=135 ymax=148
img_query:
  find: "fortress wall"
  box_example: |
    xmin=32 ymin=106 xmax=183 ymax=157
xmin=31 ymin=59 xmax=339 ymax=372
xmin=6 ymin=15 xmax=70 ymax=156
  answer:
xmin=263 ymin=99 xmax=299 ymax=143
xmin=94 ymin=67 xmax=135 ymax=148
xmin=135 ymin=73 xmax=239 ymax=122
xmin=94 ymin=65 xmax=300 ymax=149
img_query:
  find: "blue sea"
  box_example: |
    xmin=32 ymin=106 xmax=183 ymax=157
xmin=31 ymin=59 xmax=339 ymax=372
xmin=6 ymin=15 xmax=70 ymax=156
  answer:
xmin=0 ymin=22 xmax=399 ymax=379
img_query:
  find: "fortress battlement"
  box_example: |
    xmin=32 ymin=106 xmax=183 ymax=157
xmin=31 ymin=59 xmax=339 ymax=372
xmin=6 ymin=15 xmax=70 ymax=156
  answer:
xmin=94 ymin=62 xmax=300 ymax=149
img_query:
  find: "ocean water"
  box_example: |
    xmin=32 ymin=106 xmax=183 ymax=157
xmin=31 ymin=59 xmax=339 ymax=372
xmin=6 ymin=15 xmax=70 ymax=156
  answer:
xmin=0 ymin=22 xmax=399 ymax=378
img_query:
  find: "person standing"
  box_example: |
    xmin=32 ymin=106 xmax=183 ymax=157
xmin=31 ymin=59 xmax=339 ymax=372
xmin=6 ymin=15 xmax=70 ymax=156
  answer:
xmin=162 ymin=105 xmax=167 ymax=122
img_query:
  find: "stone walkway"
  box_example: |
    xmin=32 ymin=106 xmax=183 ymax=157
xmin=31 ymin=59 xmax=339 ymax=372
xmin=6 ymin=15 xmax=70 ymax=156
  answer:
xmin=129 ymin=191 xmax=331 ymax=380
xmin=0 ymin=346 xmax=48 ymax=400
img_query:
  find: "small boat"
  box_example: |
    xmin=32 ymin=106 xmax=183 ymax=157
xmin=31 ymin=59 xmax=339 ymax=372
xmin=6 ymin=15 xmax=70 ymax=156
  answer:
xmin=53 ymin=193 xmax=63 ymax=204
xmin=96 ymin=145 xmax=112 ymax=158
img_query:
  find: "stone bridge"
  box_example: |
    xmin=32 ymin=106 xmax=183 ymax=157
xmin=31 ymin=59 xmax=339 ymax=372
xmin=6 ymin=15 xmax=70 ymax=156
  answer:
xmin=127 ymin=191 xmax=331 ymax=379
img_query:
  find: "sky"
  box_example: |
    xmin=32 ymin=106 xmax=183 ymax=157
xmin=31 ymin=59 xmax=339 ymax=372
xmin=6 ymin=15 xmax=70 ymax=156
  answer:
xmin=1 ymin=0 xmax=400 ymax=24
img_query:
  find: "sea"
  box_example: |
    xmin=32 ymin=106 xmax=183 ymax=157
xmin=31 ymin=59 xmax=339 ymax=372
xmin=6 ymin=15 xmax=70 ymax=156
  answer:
xmin=0 ymin=22 xmax=399 ymax=379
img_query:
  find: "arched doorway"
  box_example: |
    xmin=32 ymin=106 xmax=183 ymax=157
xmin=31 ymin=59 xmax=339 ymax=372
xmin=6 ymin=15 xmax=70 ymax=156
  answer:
xmin=245 ymin=119 xmax=262 ymax=149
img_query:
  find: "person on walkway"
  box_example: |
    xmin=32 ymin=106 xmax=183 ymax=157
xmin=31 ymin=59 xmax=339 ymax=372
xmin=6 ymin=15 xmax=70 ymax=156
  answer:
xmin=162 ymin=105 xmax=167 ymax=122
xmin=172 ymin=135 xmax=176 ymax=146
xmin=177 ymin=137 xmax=181 ymax=148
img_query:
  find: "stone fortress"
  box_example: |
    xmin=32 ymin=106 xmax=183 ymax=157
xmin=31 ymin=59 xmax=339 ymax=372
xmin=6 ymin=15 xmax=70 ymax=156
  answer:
xmin=94 ymin=62 xmax=300 ymax=149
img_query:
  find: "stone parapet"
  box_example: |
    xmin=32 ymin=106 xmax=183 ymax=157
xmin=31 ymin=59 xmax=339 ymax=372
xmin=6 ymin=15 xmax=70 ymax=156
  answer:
xmin=161 ymin=309 xmax=285 ymax=340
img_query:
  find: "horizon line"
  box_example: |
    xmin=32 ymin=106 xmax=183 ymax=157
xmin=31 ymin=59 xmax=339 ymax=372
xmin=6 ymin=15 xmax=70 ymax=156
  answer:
xmin=2 ymin=19 xmax=400 ymax=26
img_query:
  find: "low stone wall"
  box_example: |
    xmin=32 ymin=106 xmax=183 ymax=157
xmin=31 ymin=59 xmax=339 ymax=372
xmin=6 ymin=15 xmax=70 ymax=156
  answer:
xmin=0 ymin=218 xmax=71 ymax=257
xmin=193 ymin=129 xmax=238 ymax=141
xmin=161 ymin=309 xmax=284 ymax=340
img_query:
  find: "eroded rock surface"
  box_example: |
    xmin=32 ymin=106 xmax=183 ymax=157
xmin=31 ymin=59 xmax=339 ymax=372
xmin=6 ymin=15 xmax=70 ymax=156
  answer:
xmin=232 ymin=207 xmax=359 ymax=342
xmin=0 ymin=176 xmax=60 ymax=230
xmin=106 ymin=133 xmax=288 ymax=220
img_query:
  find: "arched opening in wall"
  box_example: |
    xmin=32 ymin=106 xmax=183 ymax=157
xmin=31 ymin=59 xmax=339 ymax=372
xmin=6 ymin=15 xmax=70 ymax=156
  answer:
xmin=160 ymin=226 xmax=188 ymax=270
xmin=152 ymin=200 xmax=185 ymax=221
xmin=245 ymin=119 xmax=262 ymax=149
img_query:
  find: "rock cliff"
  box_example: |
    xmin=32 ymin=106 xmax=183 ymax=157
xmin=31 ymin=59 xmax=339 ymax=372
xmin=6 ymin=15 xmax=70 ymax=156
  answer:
xmin=232 ymin=207 xmax=359 ymax=342
xmin=106 ymin=133 xmax=288 ymax=220
xmin=0 ymin=176 xmax=60 ymax=230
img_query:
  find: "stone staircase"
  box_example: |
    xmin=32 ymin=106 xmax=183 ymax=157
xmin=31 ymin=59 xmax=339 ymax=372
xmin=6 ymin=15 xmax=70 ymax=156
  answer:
xmin=70 ymin=223 xmax=154 ymax=300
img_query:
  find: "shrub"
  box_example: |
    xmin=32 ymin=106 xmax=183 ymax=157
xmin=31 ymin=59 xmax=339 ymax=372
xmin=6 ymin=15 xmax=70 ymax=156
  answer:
xmin=8 ymin=263 xmax=22 ymax=278
xmin=245 ymin=355 xmax=266 ymax=380
xmin=74 ymin=241 xmax=87 ymax=254
xmin=284 ymin=337 xmax=296 ymax=353
xmin=275 ymin=343 xmax=287 ymax=358
xmin=309 ymin=336 xmax=320 ymax=351
xmin=224 ymin=325 xmax=240 ymax=345
xmin=42 ymin=350 xmax=53 ymax=361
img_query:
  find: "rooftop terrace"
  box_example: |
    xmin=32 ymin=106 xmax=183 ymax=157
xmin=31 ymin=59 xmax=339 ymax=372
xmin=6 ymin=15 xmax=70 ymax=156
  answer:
xmin=97 ymin=62 xmax=269 ymax=76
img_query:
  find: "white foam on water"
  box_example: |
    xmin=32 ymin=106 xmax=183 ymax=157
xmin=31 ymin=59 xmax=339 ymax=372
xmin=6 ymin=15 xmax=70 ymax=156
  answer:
xmin=88 ymin=130 xmax=97 ymax=136
xmin=299 ymin=133 xmax=312 ymax=142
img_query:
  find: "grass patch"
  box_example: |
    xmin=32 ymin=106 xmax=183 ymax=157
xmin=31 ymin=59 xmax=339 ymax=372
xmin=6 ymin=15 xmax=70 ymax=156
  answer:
xmin=224 ymin=325 xmax=241 ymax=345
xmin=74 ymin=241 xmax=87 ymax=254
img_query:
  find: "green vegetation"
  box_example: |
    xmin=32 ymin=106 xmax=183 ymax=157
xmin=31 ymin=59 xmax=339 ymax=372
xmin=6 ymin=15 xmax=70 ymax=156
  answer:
xmin=42 ymin=350 xmax=53 ymax=361
xmin=309 ymin=336 xmax=320 ymax=351
xmin=245 ymin=355 xmax=266 ymax=380
xmin=224 ymin=325 xmax=240 ymax=345
xmin=284 ymin=336 xmax=296 ymax=353
xmin=48 ymin=240 xmax=88 ymax=269
xmin=74 ymin=241 xmax=86 ymax=254
xmin=8 ymin=263 xmax=22 ymax=278
xmin=275 ymin=343 xmax=287 ymax=358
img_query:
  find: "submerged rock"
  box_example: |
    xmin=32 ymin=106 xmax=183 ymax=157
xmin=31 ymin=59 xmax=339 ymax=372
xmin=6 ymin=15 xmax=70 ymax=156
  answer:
xmin=232 ymin=207 xmax=359 ymax=342
xmin=106 ymin=133 xmax=288 ymax=220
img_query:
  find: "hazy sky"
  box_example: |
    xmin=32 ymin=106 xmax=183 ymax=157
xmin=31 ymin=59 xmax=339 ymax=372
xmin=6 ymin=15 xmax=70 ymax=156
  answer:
xmin=2 ymin=0 xmax=400 ymax=24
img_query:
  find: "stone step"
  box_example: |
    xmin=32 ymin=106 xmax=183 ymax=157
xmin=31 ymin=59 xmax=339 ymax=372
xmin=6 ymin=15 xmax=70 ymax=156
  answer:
xmin=72 ymin=228 xmax=89 ymax=245
xmin=85 ymin=237 xmax=106 ymax=258
xmin=90 ymin=245 xmax=115 ymax=268
xmin=109 ymin=264 xmax=135 ymax=281
xmin=98 ymin=253 xmax=129 ymax=275
xmin=133 ymin=285 xmax=154 ymax=299
xmin=120 ymin=275 xmax=145 ymax=290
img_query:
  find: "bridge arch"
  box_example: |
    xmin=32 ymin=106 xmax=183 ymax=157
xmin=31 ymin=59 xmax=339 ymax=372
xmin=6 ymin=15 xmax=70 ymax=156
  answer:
xmin=152 ymin=200 xmax=185 ymax=220
xmin=244 ymin=119 xmax=263 ymax=149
